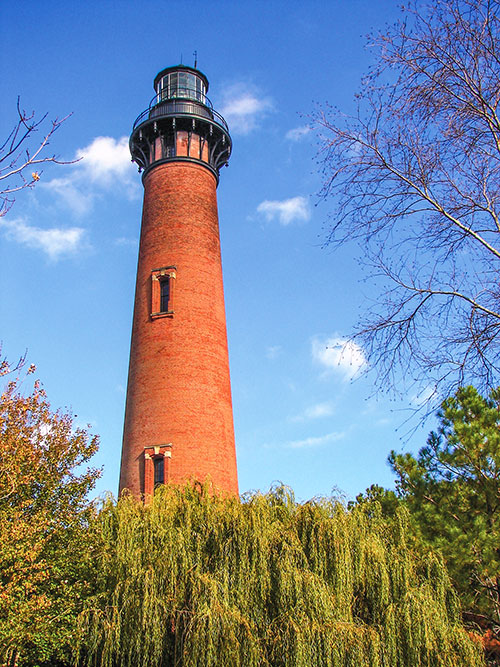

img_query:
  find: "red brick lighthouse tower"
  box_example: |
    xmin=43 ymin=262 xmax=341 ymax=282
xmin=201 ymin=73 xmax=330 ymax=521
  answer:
xmin=119 ymin=64 xmax=238 ymax=497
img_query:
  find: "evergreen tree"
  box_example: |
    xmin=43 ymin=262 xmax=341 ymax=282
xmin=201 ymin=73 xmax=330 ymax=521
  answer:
xmin=390 ymin=386 xmax=500 ymax=634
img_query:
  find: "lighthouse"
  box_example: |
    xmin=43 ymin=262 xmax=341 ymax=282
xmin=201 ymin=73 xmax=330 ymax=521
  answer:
xmin=119 ymin=64 xmax=238 ymax=497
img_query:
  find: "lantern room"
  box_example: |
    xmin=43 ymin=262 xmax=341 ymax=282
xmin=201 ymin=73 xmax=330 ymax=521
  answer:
xmin=154 ymin=65 xmax=208 ymax=104
xmin=130 ymin=64 xmax=231 ymax=182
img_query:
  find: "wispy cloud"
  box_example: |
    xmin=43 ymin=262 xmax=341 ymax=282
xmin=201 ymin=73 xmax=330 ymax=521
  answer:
xmin=115 ymin=237 xmax=138 ymax=248
xmin=410 ymin=385 xmax=437 ymax=406
xmin=0 ymin=217 xmax=86 ymax=259
xmin=220 ymin=84 xmax=273 ymax=135
xmin=266 ymin=345 xmax=282 ymax=359
xmin=285 ymin=125 xmax=311 ymax=141
xmin=42 ymin=136 xmax=138 ymax=216
xmin=292 ymin=401 xmax=335 ymax=422
xmin=287 ymin=431 xmax=345 ymax=449
xmin=257 ymin=196 xmax=310 ymax=226
xmin=41 ymin=177 xmax=94 ymax=216
xmin=312 ymin=336 xmax=367 ymax=380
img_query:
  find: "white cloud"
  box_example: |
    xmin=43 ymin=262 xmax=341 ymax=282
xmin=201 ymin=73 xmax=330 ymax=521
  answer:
xmin=223 ymin=95 xmax=262 ymax=116
xmin=76 ymin=136 xmax=133 ymax=184
xmin=287 ymin=431 xmax=345 ymax=449
xmin=0 ymin=217 xmax=86 ymax=259
xmin=42 ymin=136 xmax=138 ymax=216
xmin=286 ymin=125 xmax=311 ymax=141
xmin=221 ymin=84 xmax=273 ymax=135
xmin=291 ymin=401 xmax=335 ymax=422
xmin=312 ymin=336 xmax=367 ymax=380
xmin=257 ymin=196 xmax=310 ymax=226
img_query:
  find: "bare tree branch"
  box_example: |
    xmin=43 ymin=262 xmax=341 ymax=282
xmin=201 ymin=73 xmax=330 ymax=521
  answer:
xmin=0 ymin=98 xmax=77 ymax=217
xmin=0 ymin=347 xmax=26 ymax=378
xmin=314 ymin=0 xmax=500 ymax=402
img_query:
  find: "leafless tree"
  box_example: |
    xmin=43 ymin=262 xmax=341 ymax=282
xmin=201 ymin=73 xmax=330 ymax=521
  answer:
xmin=0 ymin=348 xmax=26 ymax=378
xmin=314 ymin=0 xmax=500 ymax=403
xmin=0 ymin=98 xmax=73 ymax=217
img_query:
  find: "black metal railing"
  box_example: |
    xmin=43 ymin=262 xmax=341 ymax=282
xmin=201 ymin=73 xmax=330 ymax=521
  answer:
xmin=150 ymin=100 xmax=213 ymax=121
xmin=132 ymin=91 xmax=229 ymax=134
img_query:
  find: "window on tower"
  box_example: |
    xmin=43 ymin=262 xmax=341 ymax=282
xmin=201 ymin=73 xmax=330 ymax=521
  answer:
xmin=162 ymin=133 xmax=176 ymax=159
xmin=154 ymin=456 xmax=164 ymax=488
xmin=160 ymin=278 xmax=170 ymax=313
xmin=143 ymin=445 xmax=172 ymax=495
xmin=151 ymin=266 xmax=176 ymax=318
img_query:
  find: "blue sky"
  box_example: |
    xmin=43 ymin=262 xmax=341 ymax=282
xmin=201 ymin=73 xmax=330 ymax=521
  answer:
xmin=0 ymin=0 xmax=435 ymax=501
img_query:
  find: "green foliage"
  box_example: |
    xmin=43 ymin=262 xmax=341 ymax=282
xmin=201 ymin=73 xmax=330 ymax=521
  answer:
xmin=350 ymin=484 xmax=400 ymax=517
xmin=0 ymin=371 xmax=101 ymax=666
xmin=389 ymin=386 xmax=500 ymax=629
xmin=76 ymin=484 xmax=483 ymax=667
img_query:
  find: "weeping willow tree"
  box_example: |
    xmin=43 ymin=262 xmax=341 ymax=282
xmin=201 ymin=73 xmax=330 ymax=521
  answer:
xmin=77 ymin=484 xmax=484 ymax=667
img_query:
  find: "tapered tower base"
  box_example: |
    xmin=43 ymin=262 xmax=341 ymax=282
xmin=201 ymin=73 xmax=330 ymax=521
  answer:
xmin=120 ymin=161 xmax=237 ymax=496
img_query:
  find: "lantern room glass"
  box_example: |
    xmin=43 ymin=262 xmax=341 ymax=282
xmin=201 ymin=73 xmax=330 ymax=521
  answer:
xmin=158 ymin=72 xmax=206 ymax=103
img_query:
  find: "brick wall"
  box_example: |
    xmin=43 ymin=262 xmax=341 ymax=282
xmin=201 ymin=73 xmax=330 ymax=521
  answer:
xmin=119 ymin=161 xmax=238 ymax=497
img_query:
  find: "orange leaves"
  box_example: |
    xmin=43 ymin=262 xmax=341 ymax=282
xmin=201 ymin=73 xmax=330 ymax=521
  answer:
xmin=0 ymin=367 xmax=101 ymax=663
